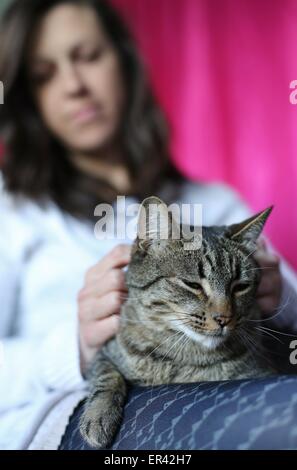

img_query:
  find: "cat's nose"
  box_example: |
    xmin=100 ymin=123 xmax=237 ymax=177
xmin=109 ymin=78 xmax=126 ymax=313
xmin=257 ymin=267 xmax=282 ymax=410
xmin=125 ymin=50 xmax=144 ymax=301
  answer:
xmin=212 ymin=314 xmax=232 ymax=328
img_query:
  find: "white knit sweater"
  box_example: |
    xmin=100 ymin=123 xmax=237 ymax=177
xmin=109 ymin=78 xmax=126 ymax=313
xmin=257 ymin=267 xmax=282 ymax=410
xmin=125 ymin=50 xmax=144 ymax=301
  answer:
xmin=1 ymin=176 xmax=297 ymax=449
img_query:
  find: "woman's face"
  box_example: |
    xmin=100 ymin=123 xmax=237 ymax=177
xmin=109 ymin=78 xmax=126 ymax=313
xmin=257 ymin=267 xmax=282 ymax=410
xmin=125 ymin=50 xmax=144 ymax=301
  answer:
xmin=27 ymin=4 xmax=126 ymax=153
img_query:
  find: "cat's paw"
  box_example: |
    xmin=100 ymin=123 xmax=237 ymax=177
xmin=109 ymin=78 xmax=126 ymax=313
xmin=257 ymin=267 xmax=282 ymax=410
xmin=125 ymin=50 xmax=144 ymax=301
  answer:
xmin=79 ymin=398 xmax=122 ymax=449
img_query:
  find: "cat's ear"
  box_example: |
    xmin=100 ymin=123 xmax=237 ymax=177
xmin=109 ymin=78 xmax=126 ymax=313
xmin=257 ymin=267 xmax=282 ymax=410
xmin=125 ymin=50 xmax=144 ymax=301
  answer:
xmin=135 ymin=196 xmax=180 ymax=253
xmin=226 ymin=206 xmax=273 ymax=251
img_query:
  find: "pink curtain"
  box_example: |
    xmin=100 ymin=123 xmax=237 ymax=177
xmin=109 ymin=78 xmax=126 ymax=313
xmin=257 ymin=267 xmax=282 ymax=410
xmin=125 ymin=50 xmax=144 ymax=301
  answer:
xmin=111 ymin=0 xmax=297 ymax=269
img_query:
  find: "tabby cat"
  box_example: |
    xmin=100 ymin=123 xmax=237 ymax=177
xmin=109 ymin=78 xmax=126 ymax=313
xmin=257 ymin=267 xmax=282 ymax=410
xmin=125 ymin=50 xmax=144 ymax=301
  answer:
xmin=80 ymin=196 xmax=275 ymax=448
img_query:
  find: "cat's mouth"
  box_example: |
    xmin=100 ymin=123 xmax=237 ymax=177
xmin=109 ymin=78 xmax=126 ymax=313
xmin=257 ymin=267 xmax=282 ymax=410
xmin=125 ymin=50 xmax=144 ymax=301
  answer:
xmin=174 ymin=321 xmax=233 ymax=349
xmin=203 ymin=328 xmax=230 ymax=337
xmin=193 ymin=313 xmax=236 ymax=338
xmin=196 ymin=325 xmax=232 ymax=340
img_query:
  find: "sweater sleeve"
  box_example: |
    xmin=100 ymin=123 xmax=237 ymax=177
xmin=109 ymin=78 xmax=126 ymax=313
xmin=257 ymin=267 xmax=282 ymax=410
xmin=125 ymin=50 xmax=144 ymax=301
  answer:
xmin=0 ymin=320 xmax=85 ymax=411
xmin=0 ymin=183 xmax=86 ymax=411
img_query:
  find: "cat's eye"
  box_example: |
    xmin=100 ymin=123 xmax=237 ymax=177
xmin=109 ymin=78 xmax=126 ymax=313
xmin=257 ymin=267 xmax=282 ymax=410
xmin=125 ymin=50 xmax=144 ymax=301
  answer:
xmin=182 ymin=280 xmax=203 ymax=291
xmin=232 ymin=282 xmax=250 ymax=294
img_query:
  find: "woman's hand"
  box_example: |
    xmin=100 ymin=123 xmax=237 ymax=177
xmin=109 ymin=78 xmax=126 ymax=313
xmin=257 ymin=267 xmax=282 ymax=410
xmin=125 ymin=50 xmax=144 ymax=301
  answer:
xmin=253 ymin=238 xmax=282 ymax=316
xmin=78 ymin=244 xmax=131 ymax=375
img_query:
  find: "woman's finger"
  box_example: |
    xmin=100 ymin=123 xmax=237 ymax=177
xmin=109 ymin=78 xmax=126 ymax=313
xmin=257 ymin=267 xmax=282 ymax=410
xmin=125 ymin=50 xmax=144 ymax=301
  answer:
xmin=86 ymin=244 xmax=132 ymax=282
xmin=83 ymin=314 xmax=121 ymax=348
xmin=78 ymin=269 xmax=127 ymax=301
xmin=79 ymin=291 xmax=123 ymax=322
xmin=256 ymin=236 xmax=267 ymax=251
xmin=253 ymin=251 xmax=280 ymax=267
xmin=256 ymin=271 xmax=280 ymax=297
xmin=257 ymin=296 xmax=279 ymax=315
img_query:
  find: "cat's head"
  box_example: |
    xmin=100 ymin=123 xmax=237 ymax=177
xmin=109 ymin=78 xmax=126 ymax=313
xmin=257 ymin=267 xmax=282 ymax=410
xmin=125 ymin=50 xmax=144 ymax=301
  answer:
xmin=126 ymin=196 xmax=273 ymax=350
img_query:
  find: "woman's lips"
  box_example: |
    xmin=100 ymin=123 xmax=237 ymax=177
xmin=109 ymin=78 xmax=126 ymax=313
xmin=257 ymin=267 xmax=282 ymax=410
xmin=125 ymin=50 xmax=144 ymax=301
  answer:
xmin=72 ymin=105 xmax=103 ymax=124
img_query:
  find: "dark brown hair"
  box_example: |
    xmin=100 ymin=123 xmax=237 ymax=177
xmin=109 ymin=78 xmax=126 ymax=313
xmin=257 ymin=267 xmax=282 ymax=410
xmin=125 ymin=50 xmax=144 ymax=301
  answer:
xmin=0 ymin=0 xmax=182 ymax=219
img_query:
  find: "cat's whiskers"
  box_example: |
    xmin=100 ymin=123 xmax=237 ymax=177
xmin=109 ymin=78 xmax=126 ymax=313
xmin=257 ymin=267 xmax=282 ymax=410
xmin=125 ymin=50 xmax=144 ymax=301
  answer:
xmin=121 ymin=318 xmax=160 ymax=325
xmin=245 ymin=328 xmax=287 ymax=361
xmin=241 ymin=266 xmax=278 ymax=275
xmin=158 ymin=308 xmax=202 ymax=318
xmin=237 ymin=326 xmax=261 ymax=353
xmin=151 ymin=307 xmax=192 ymax=318
xmin=243 ymin=246 xmax=260 ymax=261
xmin=254 ymin=325 xmax=297 ymax=338
xmin=254 ymin=326 xmax=284 ymax=344
xmin=157 ymin=311 xmax=208 ymax=330
xmin=246 ymin=293 xmax=292 ymax=324
xmin=121 ymin=318 xmax=193 ymax=327
xmin=147 ymin=308 xmax=212 ymax=334
xmin=234 ymin=330 xmax=260 ymax=369
xmin=241 ymin=328 xmax=275 ymax=370
xmin=219 ymin=336 xmax=234 ymax=356
xmin=162 ymin=334 xmax=191 ymax=392
xmin=159 ymin=332 xmax=185 ymax=368
xmin=239 ymin=324 xmax=280 ymax=368
xmin=151 ymin=332 xmax=186 ymax=392
xmin=241 ymin=326 xmax=287 ymax=366
xmin=175 ymin=334 xmax=190 ymax=361
xmin=140 ymin=330 xmax=182 ymax=365
xmin=235 ymin=327 xmax=270 ymax=367
xmin=154 ymin=309 xmax=228 ymax=338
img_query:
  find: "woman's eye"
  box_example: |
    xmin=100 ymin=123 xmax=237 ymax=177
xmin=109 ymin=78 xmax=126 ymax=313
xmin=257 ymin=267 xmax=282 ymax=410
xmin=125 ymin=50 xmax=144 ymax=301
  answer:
xmin=30 ymin=73 xmax=52 ymax=86
xmin=79 ymin=48 xmax=103 ymax=62
xmin=232 ymin=282 xmax=250 ymax=294
xmin=29 ymin=66 xmax=54 ymax=86
xmin=183 ymin=280 xmax=203 ymax=291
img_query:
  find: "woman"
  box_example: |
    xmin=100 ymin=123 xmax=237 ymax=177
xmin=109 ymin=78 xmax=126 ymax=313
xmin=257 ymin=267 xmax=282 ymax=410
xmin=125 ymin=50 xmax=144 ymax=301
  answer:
xmin=0 ymin=0 xmax=297 ymax=450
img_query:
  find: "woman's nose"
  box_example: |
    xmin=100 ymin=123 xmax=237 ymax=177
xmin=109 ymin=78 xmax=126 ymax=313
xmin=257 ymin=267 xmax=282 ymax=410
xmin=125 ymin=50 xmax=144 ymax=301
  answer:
xmin=60 ymin=64 xmax=87 ymax=96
